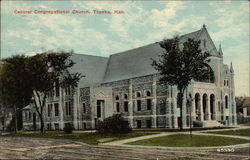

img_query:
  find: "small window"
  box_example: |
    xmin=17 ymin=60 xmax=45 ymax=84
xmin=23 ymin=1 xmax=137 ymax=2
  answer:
xmin=115 ymin=95 xmax=119 ymax=100
xmin=48 ymin=104 xmax=52 ymax=117
xmin=227 ymin=80 xmax=229 ymax=86
xmin=54 ymin=103 xmax=59 ymax=116
xmin=137 ymin=92 xmax=141 ymax=98
xmin=124 ymin=94 xmax=128 ymax=99
xmin=83 ymin=103 xmax=86 ymax=113
xmin=225 ymin=96 xmax=228 ymax=109
xmin=146 ymin=91 xmax=151 ymax=97
xmin=137 ymin=100 xmax=141 ymax=111
xmin=147 ymin=99 xmax=151 ymax=110
xmin=65 ymin=101 xmax=72 ymax=116
xmin=29 ymin=112 xmax=31 ymax=119
xmin=124 ymin=101 xmax=128 ymax=112
xmin=65 ymin=87 xmax=71 ymax=96
xmin=116 ymin=102 xmax=120 ymax=112
xmin=54 ymin=123 xmax=59 ymax=130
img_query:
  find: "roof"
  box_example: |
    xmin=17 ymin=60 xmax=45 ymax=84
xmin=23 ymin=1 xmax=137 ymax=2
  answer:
xmin=242 ymin=97 xmax=250 ymax=108
xmin=103 ymin=26 xmax=218 ymax=83
xmin=69 ymin=53 xmax=109 ymax=86
xmin=69 ymin=25 xmax=220 ymax=84
xmin=102 ymin=43 xmax=163 ymax=83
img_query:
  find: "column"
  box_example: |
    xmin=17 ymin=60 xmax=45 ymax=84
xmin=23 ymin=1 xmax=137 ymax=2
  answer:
xmin=129 ymin=79 xmax=134 ymax=128
xmin=173 ymin=97 xmax=178 ymax=128
xmin=59 ymin=87 xmax=64 ymax=130
xmin=73 ymin=88 xmax=78 ymax=129
xmin=152 ymin=75 xmax=157 ymax=128
xmin=207 ymin=96 xmax=211 ymax=120
xmin=191 ymin=96 xmax=196 ymax=126
xmin=182 ymin=92 xmax=187 ymax=127
xmin=200 ymin=97 xmax=204 ymax=121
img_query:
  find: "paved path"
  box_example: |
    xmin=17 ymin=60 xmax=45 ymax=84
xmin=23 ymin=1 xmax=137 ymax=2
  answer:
xmin=103 ymin=126 xmax=250 ymax=146
xmin=0 ymin=137 xmax=249 ymax=160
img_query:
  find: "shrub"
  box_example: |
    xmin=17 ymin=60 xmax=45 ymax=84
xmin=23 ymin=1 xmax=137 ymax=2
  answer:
xmin=63 ymin=124 xmax=74 ymax=134
xmin=96 ymin=114 xmax=132 ymax=134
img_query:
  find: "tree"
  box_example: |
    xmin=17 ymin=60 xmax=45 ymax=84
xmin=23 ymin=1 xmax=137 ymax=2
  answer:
xmin=26 ymin=50 xmax=82 ymax=133
xmin=0 ymin=56 xmax=33 ymax=132
xmin=0 ymin=51 xmax=82 ymax=133
xmin=152 ymin=36 xmax=212 ymax=130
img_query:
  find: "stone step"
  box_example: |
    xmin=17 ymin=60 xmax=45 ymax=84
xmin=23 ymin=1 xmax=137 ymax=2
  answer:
xmin=193 ymin=120 xmax=224 ymax=127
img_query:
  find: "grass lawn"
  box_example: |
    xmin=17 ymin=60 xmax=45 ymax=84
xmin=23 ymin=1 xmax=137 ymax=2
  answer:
xmin=127 ymin=134 xmax=249 ymax=147
xmin=2 ymin=131 xmax=155 ymax=145
xmin=207 ymin=129 xmax=250 ymax=137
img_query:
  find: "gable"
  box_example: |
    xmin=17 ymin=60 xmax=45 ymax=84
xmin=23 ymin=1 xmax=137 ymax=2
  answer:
xmin=197 ymin=28 xmax=219 ymax=57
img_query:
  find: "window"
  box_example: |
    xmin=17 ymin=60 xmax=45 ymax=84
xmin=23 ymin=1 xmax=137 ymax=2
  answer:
xmin=83 ymin=103 xmax=86 ymax=113
xmin=65 ymin=101 xmax=72 ymax=116
xmin=54 ymin=103 xmax=59 ymax=116
xmin=146 ymin=120 xmax=151 ymax=128
xmin=48 ymin=104 xmax=52 ymax=117
xmin=97 ymin=100 xmax=101 ymax=118
xmin=29 ymin=112 xmax=31 ymax=120
xmin=65 ymin=87 xmax=71 ymax=96
xmin=55 ymin=79 xmax=60 ymax=97
xmin=225 ymin=96 xmax=228 ymax=109
xmin=137 ymin=92 xmax=141 ymax=98
xmin=124 ymin=101 xmax=128 ymax=112
xmin=137 ymin=100 xmax=141 ymax=111
xmin=116 ymin=102 xmax=120 ymax=112
xmin=224 ymin=80 xmax=226 ymax=86
xmin=147 ymin=99 xmax=152 ymax=110
xmin=227 ymin=80 xmax=229 ymax=86
xmin=146 ymin=91 xmax=151 ymax=97
xmin=115 ymin=95 xmax=119 ymax=100
xmin=124 ymin=94 xmax=128 ymax=99
xmin=137 ymin=120 xmax=142 ymax=128
xmin=54 ymin=123 xmax=59 ymax=130
xmin=203 ymin=39 xmax=206 ymax=48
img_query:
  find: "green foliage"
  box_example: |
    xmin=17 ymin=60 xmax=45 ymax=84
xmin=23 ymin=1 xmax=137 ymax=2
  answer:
xmin=0 ymin=50 xmax=83 ymax=133
xmin=96 ymin=114 xmax=132 ymax=134
xmin=152 ymin=36 xmax=212 ymax=130
xmin=152 ymin=36 xmax=211 ymax=90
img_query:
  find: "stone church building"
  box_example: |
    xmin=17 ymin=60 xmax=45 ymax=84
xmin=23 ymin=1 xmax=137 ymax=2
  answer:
xmin=22 ymin=25 xmax=237 ymax=130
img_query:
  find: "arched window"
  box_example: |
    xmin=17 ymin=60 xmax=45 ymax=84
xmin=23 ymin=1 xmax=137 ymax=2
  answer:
xmin=115 ymin=95 xmax=119 ymax=100
xmin=124 ymin=94 xmax=128 ymax=99
xmin=137 ymin=92 xmax=141 ymax=98
xmin=146 ymin=91 xmax=151 ymax=97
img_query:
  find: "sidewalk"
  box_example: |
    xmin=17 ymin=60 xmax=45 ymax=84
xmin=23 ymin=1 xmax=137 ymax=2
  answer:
xmin=102 ymin=126 xmax=250 ymax=146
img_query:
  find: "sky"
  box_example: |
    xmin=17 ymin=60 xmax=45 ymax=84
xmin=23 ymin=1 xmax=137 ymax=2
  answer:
xmin=1 ymin=0 xmax=249 ymax=96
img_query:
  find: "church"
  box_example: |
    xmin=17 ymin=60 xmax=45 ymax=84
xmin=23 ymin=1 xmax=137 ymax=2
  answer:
xmin=22 ymin=25 xmax=237 ymax=130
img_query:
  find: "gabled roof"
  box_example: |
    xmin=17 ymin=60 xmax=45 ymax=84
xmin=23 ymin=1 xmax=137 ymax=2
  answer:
xmin=70 ymin=25 xmax=221 ymax=85
xmin=103 ymin=25 xmax=219 ymax=83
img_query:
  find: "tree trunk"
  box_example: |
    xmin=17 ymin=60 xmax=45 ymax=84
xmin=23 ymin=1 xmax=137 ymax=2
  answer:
xmin=14 ymin=105 xmax=18 ymax=133
xmin=40 ymin=115 xmax=44 ymax=133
